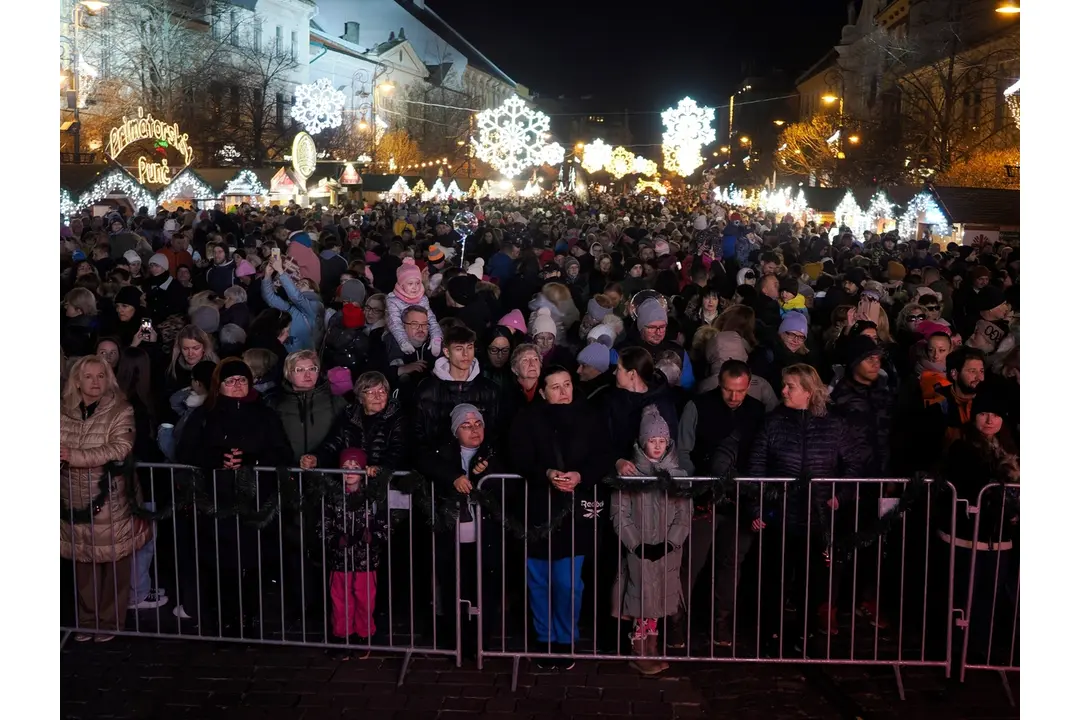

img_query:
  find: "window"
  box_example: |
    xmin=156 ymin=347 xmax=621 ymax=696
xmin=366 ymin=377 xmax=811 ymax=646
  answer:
xmin=253 ymin=21 xmax=262 ymax=53
xmin=291 ymin=30 xmax=298 ymax=61
xmin=230 ymin=85 xmax=240 ymax=124
xmin=229 ymin=11 xmax=238 ymax=47
xmin=276 ymin=92 xmax=285 ymax=128
xmin=275 ymin=25 xmax=283 ymax=55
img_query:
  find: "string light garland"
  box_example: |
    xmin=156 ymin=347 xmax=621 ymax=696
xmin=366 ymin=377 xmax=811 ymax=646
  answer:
xmin=411 ymin=178 xmax=428 ymax=196
xmin=223 ymin=169 xmax=267 ymax=197
xmin=1004 ymin=80 xmax=1020 ymax=129
xmin=834 ymin=190 xmax=869 ymax=236
xmin=898 ymin=191 xmax=950 ymax=239
xmin=866 ymin=190 xmax=897 ymax=231
xmin=604 ymin=146 xmax=636 ymax=179
xmin=76 ymin=169 xmax=156 ymax=214
xmin=445 ymin=179 xmax=463 ymax=200
xmin=581 ymin=139 xmax=612 ymax=174
xmin=634 ymin=179 xmax=667 ymax=195
xmin=470 ymin=96 xmax=551 ymax=178
xmin=291 ymin=78 xmax=346 ymax=135
xmin=158 ymin=169 xmax=218 ymax=205
xmin=661 ymin=97 xmax=715 ymax=176
xmin=539 ymin=142 xmax=565 ymax=167
xmin=467 ymin=179 xmax=481 ymax=199
xmin=61 ymin=188 xmax=77 ymax=225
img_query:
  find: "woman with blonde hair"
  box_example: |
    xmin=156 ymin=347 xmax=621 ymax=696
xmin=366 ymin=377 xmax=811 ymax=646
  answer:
xmin=746 ymin=363 xmax=866 ymax=643
xmin=61 ymin=356 xmax=151 ymax=642
xmin=62 ymin=288 xmax=100 ymax=357
xmin=166 ymin=324 xmax=218 ymax=389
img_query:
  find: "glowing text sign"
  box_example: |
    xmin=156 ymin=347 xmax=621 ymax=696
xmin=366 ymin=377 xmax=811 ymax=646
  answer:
xmin=107 ymin=107 xmax=194 ymax=166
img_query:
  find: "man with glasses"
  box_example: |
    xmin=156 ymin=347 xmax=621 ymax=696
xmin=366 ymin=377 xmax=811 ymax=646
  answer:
xmin=384 ymin=305 xmax=437 ymax=405
xmin=625 ymin=298 xmax=694 ymax=389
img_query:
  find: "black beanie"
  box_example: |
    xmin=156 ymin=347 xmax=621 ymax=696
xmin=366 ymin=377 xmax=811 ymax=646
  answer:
xmin=216 ymin=358 xmax=253 ymax=385
xmin=973 ymin=286 xmax=1006 ymax=313
xmin=114 ymin=285 xmax=144 ymax=309
xmin=447 ymin=274 xmax=478 ymax=305
xmin=192 ymin=360 xmax=217 ymax=389
xmin=846 ymin=334 xmax=883 ymax=370
xmin=971 ymin=380 xmax=1010 ymax=420
xmin=778 ymin=276 xmax=799 ymax=297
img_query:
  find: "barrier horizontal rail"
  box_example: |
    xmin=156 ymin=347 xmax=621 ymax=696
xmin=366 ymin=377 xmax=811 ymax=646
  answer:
xmin=59 ymin=464 xmax=1017 ymax=698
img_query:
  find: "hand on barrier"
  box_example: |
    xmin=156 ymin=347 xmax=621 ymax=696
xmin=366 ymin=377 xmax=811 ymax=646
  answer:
xmin=223 ymin=448 xmax=244 ymax=470
xmin=826 ymin=496 xmax=840 ymax=511
xmin=751 ymin=517 xmax=766 ymax=532
xmin=366 ymin=465 xmax=381 ymax=477
xmin=471 ymin=459 xmax=489 ymax=476
xmin=300 ymin=454 xmax=317 ymax=470
xmin=615 ymin=459 xmax=638 ymax=477
xmin=453 ymin=475 xmax=473 ymax=494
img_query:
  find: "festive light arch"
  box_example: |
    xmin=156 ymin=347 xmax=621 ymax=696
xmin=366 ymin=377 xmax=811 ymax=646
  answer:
xmin=291 ymin=78 xmax=346 ymax=135
xmin=661 ymin=97 xmax=715 ymax=176
xmin=470 ymin=96 xmax=551 ymax=177
xmin=581 ymin=139 xmax=612 ymax=174
xmin=75 ymin=169 xmax=156 ymax=214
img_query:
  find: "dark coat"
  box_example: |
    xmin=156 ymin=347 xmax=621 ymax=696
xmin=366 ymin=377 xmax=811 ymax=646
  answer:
xmin=316 ymin=398 xmax=407 ymax=471
xmin=412 ymin=359 xmax=501 ymax=456
xmin=318 ymin=483 xmax=387 ymax=573
xmin=321 ymin=313 xmax=372 ymax=377
xmin=829 ymin=375 xmax=896 ymax=476
xmin=745 ymin=406 xmax=868 ymax=524
xmin=271 ymin=379 xmax=348 ymax=462
xmin=603 ymin=376 xmax=680 ymax=459
xmin=206 ymin=261 xmax=236 ymax=296
xmin=941 ymin=433 xmax=1019 ymax=544
xmin=508 ymin=399 xmax=614 ymax=560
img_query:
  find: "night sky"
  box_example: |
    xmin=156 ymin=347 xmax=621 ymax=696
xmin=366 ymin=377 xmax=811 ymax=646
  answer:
xmin=430 ymin=0 xmax=851 ymax=137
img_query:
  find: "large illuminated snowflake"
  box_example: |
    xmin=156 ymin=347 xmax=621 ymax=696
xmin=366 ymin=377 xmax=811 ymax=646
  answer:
xmin=291 ymin=78 xmax=346 ymax=135
xmin=604 ymin=146 xmax=636 ymax=179
xmin=471 ymin=96 xmax=551 ymax=177
xmin=633 ymin=156 xmax=658 ymax=177
xmin=661 ymin=97 xmax=715 ymax=176
xmin=539 ymin=142 xmax=565 ymax=167
xmin=581 ymin=139 xmax=612 ymax=174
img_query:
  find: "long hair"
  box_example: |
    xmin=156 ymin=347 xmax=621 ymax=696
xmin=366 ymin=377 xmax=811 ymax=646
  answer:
xmin=714 ymin=304 xmax=758 ymax=348
xmin=62 ymin=356 xmax=122 ymax=412
xmin=782 ymin=363 xmax=829 ymax=417
xmin=168 ymin=324 xmax=219 ymax=378
xmin=116 ymin=347 xmax=156 ymax=425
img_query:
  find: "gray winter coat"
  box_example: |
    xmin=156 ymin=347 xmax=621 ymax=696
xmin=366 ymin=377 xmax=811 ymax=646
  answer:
xmin=612 ymin=445 xmax=691 ymax=618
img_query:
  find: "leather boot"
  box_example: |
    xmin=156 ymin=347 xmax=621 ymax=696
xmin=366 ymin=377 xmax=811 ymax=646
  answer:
xmin=629 ymin=636 xmax=665 ymax=675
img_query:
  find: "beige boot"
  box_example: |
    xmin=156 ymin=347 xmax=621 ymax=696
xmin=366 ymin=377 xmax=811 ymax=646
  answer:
xmin=629 ymin=636 xmax=665 ymax=676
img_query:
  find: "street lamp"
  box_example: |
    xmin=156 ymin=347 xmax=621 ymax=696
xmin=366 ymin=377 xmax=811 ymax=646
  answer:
xmin=69 ymin=0 xmax=109 ymax=161
xmin=822 ymin=68 xmax=846 ymax=163
xmin=773 ymin=119 xmax=785 ymax=126
xmin=848 ymin=135 xmax=860 ymax=144
xmin=995 ymin=1 xmax=1020 ymax=13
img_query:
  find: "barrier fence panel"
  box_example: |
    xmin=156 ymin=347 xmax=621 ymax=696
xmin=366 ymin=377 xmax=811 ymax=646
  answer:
xmin=60 ymin=463 xmax=464 ymax=682
xmin=473 ymin=475 xmax=960 ymax=694
xmin=957 ymin=482 xmax=1020 ymax=700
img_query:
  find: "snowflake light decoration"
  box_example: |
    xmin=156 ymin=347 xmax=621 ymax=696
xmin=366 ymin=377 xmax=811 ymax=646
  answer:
xmin=539 ymin=142 xmax=565 ymax=167
xmin=605 ymin=146 xmax=636 ymax=179
xmin=223 ymin=169 xmax=267 ymax=197
xmin=77 ymin=169 xmax=156 ymax=214
xmin=661 ymin=97 xmax=715 ymax=176
xmin=387 ymin=176 xmax=411 ymax=203
xmin=158 ymin=169 xmax=218 ymax=205
xmin=633 ymin=156 xmax=658 ymax=177
xmin=470 ymin=96 xmax=551 ymax=177
xmin=581 ymin=139 xmax=612 ymax=174
xmin=291 ymin=78 xmax=346 ymax=135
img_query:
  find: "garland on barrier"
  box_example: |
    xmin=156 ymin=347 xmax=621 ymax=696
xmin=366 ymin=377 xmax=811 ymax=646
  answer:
xmin=61 ymin=459 xmax=955 ymax=555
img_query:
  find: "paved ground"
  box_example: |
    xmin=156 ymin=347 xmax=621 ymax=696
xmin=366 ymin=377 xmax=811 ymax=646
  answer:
xmin=61 ymin=636 xmax=1019 ymax=720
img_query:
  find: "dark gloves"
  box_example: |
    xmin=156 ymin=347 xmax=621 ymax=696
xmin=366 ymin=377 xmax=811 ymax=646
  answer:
xmin=634 ymin=542 xmax=675 ymax=562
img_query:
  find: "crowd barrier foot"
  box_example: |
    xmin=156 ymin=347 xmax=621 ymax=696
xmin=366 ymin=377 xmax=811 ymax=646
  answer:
xmin=893 ymin=664 xmax=906 ymax=701
xmin=999 ymin=670 xmax=1015 ymax=708
xmin=397 ymin=649 xmax=412 ymax=687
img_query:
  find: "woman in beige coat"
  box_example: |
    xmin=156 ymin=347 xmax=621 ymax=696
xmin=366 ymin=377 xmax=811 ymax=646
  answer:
xmin=61 ymin=355 xmax=151 ymax=642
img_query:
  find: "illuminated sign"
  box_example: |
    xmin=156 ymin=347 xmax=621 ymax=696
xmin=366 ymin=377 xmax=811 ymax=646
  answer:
xmin=106 ymin=107 xmax=194 ymax=187
xmin=292 ymin=132 xmax=317 ymax=182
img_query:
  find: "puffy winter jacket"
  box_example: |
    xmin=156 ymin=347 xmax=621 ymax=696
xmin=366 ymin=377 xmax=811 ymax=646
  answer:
xmin=412 ymin=358 xmax=501 ymax=456
xmin=261 ymin=274 xmax=323 ymax=353
xmin=745 ymin=406 xmax=868 ymax=524
xmin=316 ymin=398 xmax=407 ymax=471
xmin=271 ymin=379 xmax=347 ymax=462
xmin=829 ymin=376 xmax=895 ymax=475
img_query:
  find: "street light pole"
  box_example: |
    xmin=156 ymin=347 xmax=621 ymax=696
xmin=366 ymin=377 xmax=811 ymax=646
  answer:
xmin=70 ymin=1 xmax=109 ymax=162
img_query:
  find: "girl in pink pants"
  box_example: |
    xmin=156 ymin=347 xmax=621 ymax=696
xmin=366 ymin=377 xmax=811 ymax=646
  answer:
xmin=321 ymin=448 xmax=386 ymax=659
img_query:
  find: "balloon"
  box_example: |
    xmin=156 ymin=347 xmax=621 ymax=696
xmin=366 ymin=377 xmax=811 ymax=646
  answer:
xmin=452 ymin=211 xmax=478 ymax=236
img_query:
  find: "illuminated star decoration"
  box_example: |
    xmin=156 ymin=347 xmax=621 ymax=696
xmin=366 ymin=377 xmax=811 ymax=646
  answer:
xmin=290 ymin=78 xmax=346 ymax=135
xmin=633 ymin=156 xmax=658 ymax=177
xmin=581 ymin=139 xmax=612 ymax=174
xmin=470 ymin=96 xmax=551 ymax=177
xmin=604 ymin=146 xmax=636 ymax=179
xmin=539 ymin=142 xmax=565 ymax=167
xmin=661 ymin=97 xmax=715 ymax=176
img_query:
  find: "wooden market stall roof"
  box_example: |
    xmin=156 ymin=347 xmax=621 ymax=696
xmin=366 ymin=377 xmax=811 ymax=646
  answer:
xmin=60 ymin=163 xmax=134 ymax=196
xmin=928 ymin=185 xmax=1020 ymax=227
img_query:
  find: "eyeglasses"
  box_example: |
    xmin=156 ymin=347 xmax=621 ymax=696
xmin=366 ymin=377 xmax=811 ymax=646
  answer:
xmin=362 ymin=386 xmax=388 ymax=397
xmin=294 ymin=365 xmax=319 ymax=374
xmin=364 ymin=306 xmax=385 ymax=314
xmin=488 ymin=346 xmax=511 ymax=356
xmin=403 ymin=321 xmax=426 ymax=330
xmin=784 ymin=332 xmax=807 ymax=342
xmin=643 ymin=323 xmax=667 ymax=333
xmin=908 ymin=314 xmax=927 ymax=322
xmin=222 ymin=377 xmax=249 ymax=387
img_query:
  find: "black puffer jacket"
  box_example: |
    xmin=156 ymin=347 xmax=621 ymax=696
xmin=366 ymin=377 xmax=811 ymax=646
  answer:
xmin=412 ymin=358 xmax=501 ymax=456
xmin=271 ymin=379 xmax=347 ymax=463
xmin=603 ymin=374 xmax=680 ymax=459
xmin=321 ymin=314 xmax=371 ymax=378
xmin=745 ymin=406 xmax=867 ymax=525
xmin=315 ymin=398 xmax=407 ymax=471
xmin=829 ymin=376 xmax=896 ymax=476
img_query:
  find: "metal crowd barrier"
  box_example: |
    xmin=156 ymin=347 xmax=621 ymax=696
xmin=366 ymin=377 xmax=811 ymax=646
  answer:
xmin=59 ymin=464 xmax=1018 ymax=698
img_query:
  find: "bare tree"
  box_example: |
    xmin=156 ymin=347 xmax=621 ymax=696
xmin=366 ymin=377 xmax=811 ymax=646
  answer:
xmin=774 ymin=115 xmax=840 ymax=181
xmin=223 ymin=39 xmax=299 ymax=165
xmin=865 ymin=0 xmax=1019 ymax=176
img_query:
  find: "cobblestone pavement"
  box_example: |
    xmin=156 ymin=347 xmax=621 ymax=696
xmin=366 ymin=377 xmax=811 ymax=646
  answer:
xmin=61 ymin=637 xmax=1019 ymax=719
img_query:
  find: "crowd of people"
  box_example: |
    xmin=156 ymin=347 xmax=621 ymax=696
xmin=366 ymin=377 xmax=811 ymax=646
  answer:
xmin=60 ymin=189 xmax=1019 ymax=673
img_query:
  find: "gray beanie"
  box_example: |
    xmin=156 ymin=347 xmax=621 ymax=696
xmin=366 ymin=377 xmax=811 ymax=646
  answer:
xmin=190 ymin=305 xmax=220 ymax=334
xmin=706 ymin=331 xmax=750 ymax=369
xmin=587 ymin=297 xmax=608 ymax=322
xmin=576 ymin=342 xmax=611 ymax=373
xmin=635 ymin=298 xmax=667 ymax=332
xmin=638 ymin=404 xmax=670 ymax=445
xmin=339 ymin=278 xmax=367 ymax=305
xmin=450 ymin=403 xmax=484 ymax=436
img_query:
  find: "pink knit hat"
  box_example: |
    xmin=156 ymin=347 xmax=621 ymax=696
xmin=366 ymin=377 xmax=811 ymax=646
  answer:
xmin=916 ymin=320 xmax=951 ymax=339
xmin=396 ymin=259 xmax=422 ymax=283
xmin=339 ymin=447 xmax=367 ymax=468
xmin=498 ymin=309 xmax=527 ymax=335
xmin=235 ymin=259 xmax=256 ymax=277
